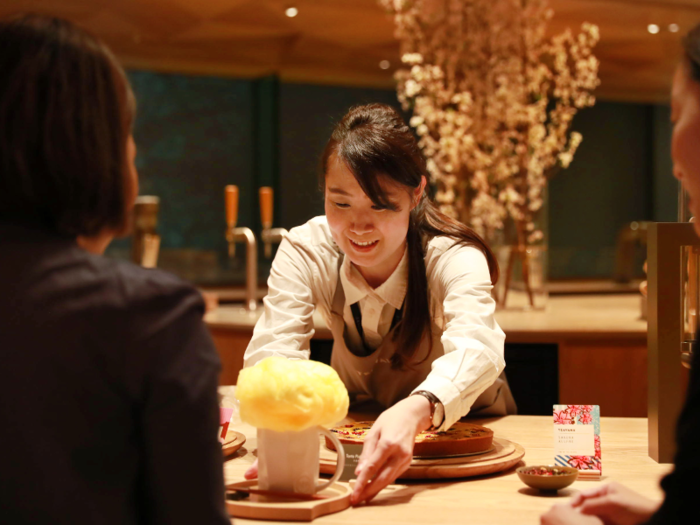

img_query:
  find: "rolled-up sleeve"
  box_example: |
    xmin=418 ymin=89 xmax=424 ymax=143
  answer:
xmin=413 ymin=241 xmax=505 ymax=429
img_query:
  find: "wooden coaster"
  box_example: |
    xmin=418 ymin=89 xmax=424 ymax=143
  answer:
xmin=320 ymin=437 xmax=525 ymax=480
xmin=226 ymin=480 xmax=351 ymax=521
xmin=222 ymin=430 xmax=246 ymax=457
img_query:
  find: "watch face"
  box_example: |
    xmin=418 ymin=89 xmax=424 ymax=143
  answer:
xmin=413 ymin=391 xmax=443 ymax=428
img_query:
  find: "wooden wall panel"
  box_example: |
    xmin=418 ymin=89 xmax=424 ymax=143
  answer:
xmin=209 ymin=329 xmax=251 ymax=385
xmin=559 ymin=340 xmax=647 ymax=417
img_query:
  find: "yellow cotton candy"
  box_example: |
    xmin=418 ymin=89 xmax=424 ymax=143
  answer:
xmin=235 ymin=357 xmax=349 ymax=432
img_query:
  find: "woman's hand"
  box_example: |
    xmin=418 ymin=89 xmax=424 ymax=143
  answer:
xmin=541 ymin=504 xmax=604 ymax=525
xmin=350 ymin=395 xmax=432 ymax=505
xmin=244 ymin=459 xmax=258 ymax=480
xmin=569 ymin=482 xmax=660 ymax=525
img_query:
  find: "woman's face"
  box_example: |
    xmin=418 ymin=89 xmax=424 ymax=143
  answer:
xmin=126 ymin=135 xmax=139 ymax=203
xmin=117 ymin=134 xmax=139 ymax=236
xmin=324 ymin=153 xmax=425 ymax=287
xmin=672 ymin=60 xmax=700 ymax=236
xmin=76 ymin=135 xmax=140 ymax=253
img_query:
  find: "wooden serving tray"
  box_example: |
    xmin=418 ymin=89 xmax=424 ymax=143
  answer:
xmin=226 ymin=480 xmax=351 ymax=521
xmin=320 ymin=437 xmax=525 ymax=480
xmin=222 ymin=430 xmax=246 ymax=457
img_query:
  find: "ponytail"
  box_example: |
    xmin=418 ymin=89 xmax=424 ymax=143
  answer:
xmin=390 ymin=195 xmax=498 ymax=370
xmin=390 ymin=212 xmax=430 ymax=369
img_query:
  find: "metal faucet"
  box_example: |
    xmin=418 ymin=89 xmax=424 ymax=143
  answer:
xmin=259 ymin=187 xmax=288 ymax=258
xmin=225 ymin=185 xmax=258 ymax=311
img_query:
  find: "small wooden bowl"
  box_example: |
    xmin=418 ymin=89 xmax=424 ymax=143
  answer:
xmin=516 ymin=465 xmax=578 ymax=491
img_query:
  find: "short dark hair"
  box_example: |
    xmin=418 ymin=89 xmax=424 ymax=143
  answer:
xmin=684 ymin=23 xmax=700 ymax=82
xmin=321 ymin=103 xmax=499 ymax=370
xmin=0 ymin=14 xmax=136 ymax=237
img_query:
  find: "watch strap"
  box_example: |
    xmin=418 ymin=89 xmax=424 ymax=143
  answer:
xmin=411 ymin=390 xmax=444 ymax=430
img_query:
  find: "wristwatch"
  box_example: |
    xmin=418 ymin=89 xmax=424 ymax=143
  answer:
xmin=411 ymin=390 xmax=445 ymax=430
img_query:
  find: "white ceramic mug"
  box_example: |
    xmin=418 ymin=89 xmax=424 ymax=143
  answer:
xmin=257 ymin=426 xmax=345 ymax=495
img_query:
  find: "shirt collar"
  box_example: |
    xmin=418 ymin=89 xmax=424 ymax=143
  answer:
xmin=340 ymin=246 xmax=409 ymax=310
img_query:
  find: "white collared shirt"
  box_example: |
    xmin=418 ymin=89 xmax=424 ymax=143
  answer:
xmin=340 ymin=248 xmax=408 ymax=351
xmin=244 ymin=216 xmax=506 ymax=429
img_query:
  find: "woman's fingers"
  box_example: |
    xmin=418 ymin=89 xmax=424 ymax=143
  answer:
xmin=356 ymin=455 xmax=407 ymax=504
xmin=351 ymin=449 xmax=411 ymax=505
xmin=577 ymin=489 xmax=659 ymax=525
xmin=351 ymin=438 xmax=412 ymax=505
xmin=571 ymin=485 xmax=612 ymax=507
xmin=355 ymin=428 xmax=380 ymax=475
xmin=244 ymin=459 xmax=259 ymax=480
xmin=352 ymin=442 xmax=385 ymax=504
xmin=350 ymin=396 xmax=427 ymax=505
xmin=577 ymin=496 xmax=620 ymax=517
xmin=541 ymin=503 xmax=605 ymax=525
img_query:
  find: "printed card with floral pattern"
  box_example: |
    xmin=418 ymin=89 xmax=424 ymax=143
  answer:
xmin=553 ymin=404 xmax=601 ymax=477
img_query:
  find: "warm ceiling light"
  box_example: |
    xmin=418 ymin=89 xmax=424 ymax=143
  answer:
xmin=647 ymin=24 xmax=660 ymax=34
xmin=669 ymin=23 xmax=680 ymax=33
xmin=285 ymin=7 xmax=298 ymax=18
xmin=379 ymin=60 xmax=391 ymax=70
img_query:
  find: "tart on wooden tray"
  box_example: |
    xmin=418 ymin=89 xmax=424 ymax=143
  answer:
xmin=325 ymin=421 xmax=494 ymax=457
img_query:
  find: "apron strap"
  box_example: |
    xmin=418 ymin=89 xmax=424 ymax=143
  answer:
xmin=349 ymin=302 xmax=403 ymax=357
xmin=332 ymin=253 xmax=404 ymax=358
xmin=331 ymin=255 xmax=346 ymax=316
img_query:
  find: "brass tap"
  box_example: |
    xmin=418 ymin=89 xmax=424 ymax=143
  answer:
xmin=225 ymin=185 xmax=258 ymax=311
xmin=259 ymin=186 xmax=288 ymax=259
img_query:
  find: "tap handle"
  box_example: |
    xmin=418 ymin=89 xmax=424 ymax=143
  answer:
xmin=225 ymin=185 xmax=239 ymax=228
xmin=259 ymin=187 xmax=273 ymax=229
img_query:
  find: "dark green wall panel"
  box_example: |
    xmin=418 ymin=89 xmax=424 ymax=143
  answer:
xmin=108 ymin=69 xmax=676 ymax=283
xmin=652 ymin=104 xmax=677 ymax=222
xmin=548 ymin=101 xmax=654 ymax=278
xmin=279 ymin=83 xmax=410 ymax=229
xmin=128 ymin=71 xmax=255 ymax=251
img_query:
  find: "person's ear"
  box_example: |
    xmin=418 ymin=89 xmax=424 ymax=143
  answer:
xmin=412 ymin=176 xmax=427 ymax=210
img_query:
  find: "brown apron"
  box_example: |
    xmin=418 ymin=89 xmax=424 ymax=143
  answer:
xmin=327 ymin=259 xmax=516 ymax=417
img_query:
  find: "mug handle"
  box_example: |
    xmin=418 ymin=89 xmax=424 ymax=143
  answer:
xmin=316 ymin=427 xmax=345 ymax=493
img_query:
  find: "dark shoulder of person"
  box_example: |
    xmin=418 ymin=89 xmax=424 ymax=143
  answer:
xmin=0 ymin=222 xmax=219 ymax=400
xmin=93 ymin=250 xmax=221 ymax=398
xmin=0 ymin=223 xmax=225 ymax=524
xmin=106 ymin=253 xmax=207 ymax=339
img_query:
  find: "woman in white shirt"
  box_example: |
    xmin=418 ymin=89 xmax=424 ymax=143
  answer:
xmin=244 ymin=103 xmax=513 ymax=504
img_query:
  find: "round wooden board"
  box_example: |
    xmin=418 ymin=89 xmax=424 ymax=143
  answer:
xmin=222 ymin=430 xmax=246 ymax=457
xmin=226 ymin=480 xmax=351 ymax=521
xmin=320 ymin=437 xmax=525 ymax=480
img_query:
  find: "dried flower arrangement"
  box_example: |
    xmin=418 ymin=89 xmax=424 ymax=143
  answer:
xmin=380 ymin=0 xmax=600 ymax=307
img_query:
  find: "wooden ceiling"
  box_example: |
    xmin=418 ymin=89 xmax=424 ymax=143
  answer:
xmin=4 ymin=0 xmax=700 ymax=103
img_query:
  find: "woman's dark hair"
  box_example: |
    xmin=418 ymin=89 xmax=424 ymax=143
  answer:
xmin=321 ymin=103 xmax=499 ymax=370
xmin=684 ymin=23 xmax=700 ymax=82
xmin=0 ymin=14 xmax=136 ymax=237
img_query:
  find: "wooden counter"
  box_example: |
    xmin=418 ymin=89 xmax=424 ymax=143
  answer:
xmin=495 ymin=294 xmax=646 ymax=342
xmin=207 ymin=294 xmax=649 ymax=416
xmin=206 ymin=293 xmax=646 ymax=342
xmin=222 ymin=414 xmax=670 ymax=525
